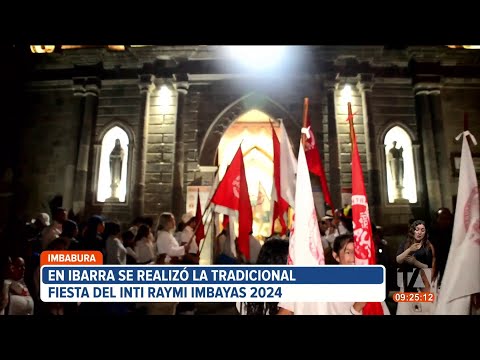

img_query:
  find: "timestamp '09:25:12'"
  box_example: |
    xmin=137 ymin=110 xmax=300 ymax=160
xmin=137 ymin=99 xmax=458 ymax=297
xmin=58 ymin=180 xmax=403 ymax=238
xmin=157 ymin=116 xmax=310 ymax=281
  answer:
xmin=393 ymin=292 xmax=435 ymax=303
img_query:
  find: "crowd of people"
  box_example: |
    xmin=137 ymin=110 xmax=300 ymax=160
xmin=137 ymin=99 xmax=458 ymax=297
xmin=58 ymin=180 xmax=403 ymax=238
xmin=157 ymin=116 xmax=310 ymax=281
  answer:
xmin=0 ymin=205 xmax=460 ymax=315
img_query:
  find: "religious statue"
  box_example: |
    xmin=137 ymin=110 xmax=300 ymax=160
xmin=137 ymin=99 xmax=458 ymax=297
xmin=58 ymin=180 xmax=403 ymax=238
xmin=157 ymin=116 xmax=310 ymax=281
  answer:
xmin=388 ymin=141 xmax=405 ymax=200
xmin=108 ymin=139 xmax=124 ymax=201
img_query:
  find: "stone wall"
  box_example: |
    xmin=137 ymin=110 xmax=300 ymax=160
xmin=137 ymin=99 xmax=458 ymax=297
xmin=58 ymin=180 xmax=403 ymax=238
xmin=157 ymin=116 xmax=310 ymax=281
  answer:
xmin=369 ymin=83 xmax=419 ymax=228
xmin=441 ymin=87 xmax=480 ymax=204
xmin=144 ymin=85 xmax=177 ymax=218
xmin=20 ymin=86 xmax=78 ymax=217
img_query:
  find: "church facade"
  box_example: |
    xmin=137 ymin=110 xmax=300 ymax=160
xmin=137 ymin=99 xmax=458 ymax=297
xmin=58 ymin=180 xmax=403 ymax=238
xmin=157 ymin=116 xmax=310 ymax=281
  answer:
xmin=3 ymin=45 xmax=480 ymax=235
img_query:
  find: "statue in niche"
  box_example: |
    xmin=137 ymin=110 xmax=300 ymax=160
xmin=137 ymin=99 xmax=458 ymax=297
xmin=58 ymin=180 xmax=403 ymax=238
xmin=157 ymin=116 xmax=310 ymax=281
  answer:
xmin=108 ymin=139 xmax=124 ymax=201
xmin=388 ymin=141 xmax=405 ymax=200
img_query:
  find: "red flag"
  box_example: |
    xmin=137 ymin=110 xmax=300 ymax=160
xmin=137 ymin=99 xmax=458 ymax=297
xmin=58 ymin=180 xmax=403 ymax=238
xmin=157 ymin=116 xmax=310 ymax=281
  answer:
xmin=270 ymin=120 xmax=288 ymax=235
xmin=348 ymin=102 xmax=385 ymax=315
xmin=195 ymin=189 xmax=205 ymax=246
xmin=211 ymin=145 xmax=252 ymax=260
xmin=303 ymin=114 xmax=334 ymax=211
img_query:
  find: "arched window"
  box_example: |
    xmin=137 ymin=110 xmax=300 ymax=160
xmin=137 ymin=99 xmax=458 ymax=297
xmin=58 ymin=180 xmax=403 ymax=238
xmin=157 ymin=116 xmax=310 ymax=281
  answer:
xmin=384 ymin=126 xmax=417 ymax=203
xmin=97 ymin=126 xmax=130 ymax=203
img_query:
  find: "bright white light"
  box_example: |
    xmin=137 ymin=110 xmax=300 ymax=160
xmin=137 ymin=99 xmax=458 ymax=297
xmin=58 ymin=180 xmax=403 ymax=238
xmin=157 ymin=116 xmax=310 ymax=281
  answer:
xmin=155 ymin=85 xmax=174 ymax=115
xmin=384 ymin=126 xmax=417 ymax=203
xmin=340 ymin=84 xmax=353 ymax=107
xmin=97 ymin=126 xmax=129 ymax=202
xmin=226 ymin=46 xmax=286 ymax=70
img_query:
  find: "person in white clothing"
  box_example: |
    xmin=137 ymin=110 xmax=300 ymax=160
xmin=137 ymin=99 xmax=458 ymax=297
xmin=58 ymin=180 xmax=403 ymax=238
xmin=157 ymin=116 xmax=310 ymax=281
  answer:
xmin=134 ymin=224 xmax=157 ymax=264
xmin=151 ymin=212 xmax=190 ymax=315
xmin=156 ymin=212 xmax=190 ymax=264
xmin=179 ymin=212 xmax=199 ymax=264
xmin=278 ymin=234 xmax=368 ymax=315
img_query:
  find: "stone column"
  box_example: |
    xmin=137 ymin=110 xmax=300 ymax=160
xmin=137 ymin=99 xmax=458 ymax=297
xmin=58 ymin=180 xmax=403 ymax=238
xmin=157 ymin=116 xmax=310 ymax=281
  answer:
xmin=171 ymin=77 xmax=189 ymax=220
xmin=326 ymin=82 xmax=342 ymax=210
xmin=429 ymin=88 xmax=452 ymax=208
xmin=414 ymin=83 xmax=442 ymax=220
xmin=412 ymin=142 xmax=427 ymax=216
xmin=357 ymin=75 xmax=380 ymax=223
xmin=132 ymin=74 xmax=155 ymax=218
xmin=66 ymin=79 xmax=85 ymax=212
xmin=73 ymin=77 xmax=100 ymax=217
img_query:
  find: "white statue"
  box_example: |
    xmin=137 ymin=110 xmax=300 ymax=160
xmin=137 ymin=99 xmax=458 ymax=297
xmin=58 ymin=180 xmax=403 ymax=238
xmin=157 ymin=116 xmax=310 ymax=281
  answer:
xmin=109 ymin=139 xmax=124 ymax=200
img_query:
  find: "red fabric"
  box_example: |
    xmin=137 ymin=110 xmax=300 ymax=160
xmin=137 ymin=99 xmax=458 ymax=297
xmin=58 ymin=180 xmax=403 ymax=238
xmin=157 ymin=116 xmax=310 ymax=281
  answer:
xmin=349 ymin=103 xmax=384 ymax=315
xmin=222 ymin=215 xmax=229 ymax=230
xmin=270 ymin=121 xmax=289 ymax=235
xmin=195 ymin=190 xmax=205 ymax=246
xmin=304 ymin=115 xmax=334 ymax=211
xmin=237 ymin=154 xmax=252 ymax=260
xmin=210 ymin=145 xmax=252 ymax=260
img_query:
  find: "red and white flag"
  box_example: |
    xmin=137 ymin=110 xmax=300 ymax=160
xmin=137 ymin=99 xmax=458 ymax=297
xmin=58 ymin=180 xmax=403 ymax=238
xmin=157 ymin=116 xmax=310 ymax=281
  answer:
xmin=303 ymin=114 xmax=334 ymax=211
xmin=195 ymin=189 xmax=205 ymax=246
xmin=348 ymin=103 xmax=388 ymax=315
xmin=270 ymin=120 xmax=289 ymax=235
xmin=280 ymin=120 xmax=297 ymax=209
xmin=210 ymin=145 xmax=253 ymax=260
xmin=287 ymin=142 xmax=324 ymax=266
xmin=434 ymin=131 xmax=480 ymax=314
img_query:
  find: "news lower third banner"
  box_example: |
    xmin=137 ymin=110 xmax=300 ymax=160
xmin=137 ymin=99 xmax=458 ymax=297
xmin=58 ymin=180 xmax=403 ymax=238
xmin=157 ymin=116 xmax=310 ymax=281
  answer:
xmin=40 ymin=251 xmax=385 ymax=303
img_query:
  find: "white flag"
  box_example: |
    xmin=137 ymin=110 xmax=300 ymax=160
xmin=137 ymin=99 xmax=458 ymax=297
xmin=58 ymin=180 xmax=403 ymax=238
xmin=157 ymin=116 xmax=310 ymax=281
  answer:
xmin=434 ymin=131 xmax=480 ymax=314
xmin=288 ymin=142 xmax=324 ymax=265
xmin=280 ymin=120 xmax=298 ymax=209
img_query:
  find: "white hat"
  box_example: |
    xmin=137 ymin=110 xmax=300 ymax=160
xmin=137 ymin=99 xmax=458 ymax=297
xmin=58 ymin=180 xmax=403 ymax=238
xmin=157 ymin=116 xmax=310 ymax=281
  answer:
xmin=33 ymin=213 xmax=50 ymax=227
xmin=181 ymin=212 xmax=195 ymax=224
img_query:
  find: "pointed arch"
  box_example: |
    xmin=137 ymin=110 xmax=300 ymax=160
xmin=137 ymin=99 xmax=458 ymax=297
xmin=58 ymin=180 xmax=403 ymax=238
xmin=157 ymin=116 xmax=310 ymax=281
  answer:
xmin=198 ymin=92 xmax=299 ymax=166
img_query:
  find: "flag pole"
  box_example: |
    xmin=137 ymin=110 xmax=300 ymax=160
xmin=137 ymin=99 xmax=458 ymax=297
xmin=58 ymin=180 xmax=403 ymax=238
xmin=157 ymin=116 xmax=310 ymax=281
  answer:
xmin=347 ymin=102 xmax=356 ymax=146
xmin=198 ymin=209 xmax=215 ymax=255
xmin=301 ymin=97 xmax=309 ymax=145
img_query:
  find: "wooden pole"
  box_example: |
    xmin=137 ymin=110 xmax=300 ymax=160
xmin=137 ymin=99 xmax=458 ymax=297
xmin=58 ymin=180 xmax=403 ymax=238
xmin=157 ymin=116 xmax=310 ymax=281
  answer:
xmin=301 ymin=97 xmax=309 ymax=145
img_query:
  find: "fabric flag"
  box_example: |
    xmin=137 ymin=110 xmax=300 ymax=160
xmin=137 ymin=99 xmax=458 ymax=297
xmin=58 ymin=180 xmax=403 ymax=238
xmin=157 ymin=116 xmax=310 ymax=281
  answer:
xmin=210 ymin=145 xmax=253 ymax=260
xmin=348 ymin=103 xmax=386 ymax=315
xmin=303 ymin=114 xmax=334 ymax=211
xmin=287 ymin=142 xmax=325 ymax=266
xmin=270 ymin=120 xmax=289 ymax=235
xmin=195 ymin=189 xmax=205 ymax=246
xmin=279 ymin=120 xmax=297 ymax=209
xmin=253 ymin=182 xmax=272 ymax=238
xmin=434 ymin=131 xmax=480 ymax=314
